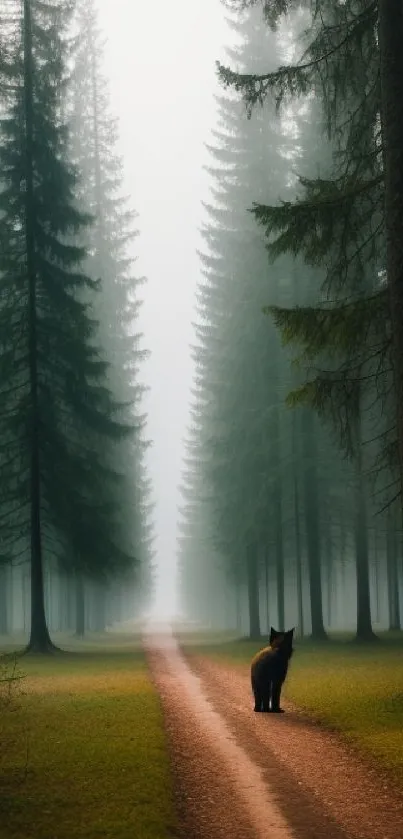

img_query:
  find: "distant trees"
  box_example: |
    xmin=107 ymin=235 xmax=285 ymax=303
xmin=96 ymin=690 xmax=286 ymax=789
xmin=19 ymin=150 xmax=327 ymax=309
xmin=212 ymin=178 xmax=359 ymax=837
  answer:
xmin=214 ymin=0 xmax=398 ymax=641
xmin=0 ymin=0 xmax=153 ymax=648
xmin=67 ymin=0 xmax=155 ymax=632
xmin=178 ymin=1 xmax=403 ymax=640
xmin=181 ymin=12 xmax=290 ymax=639
xmin=218 ymin=1 xmax=388 ymax=473
xmin=178 ymin=6 xmax=335 ymax=639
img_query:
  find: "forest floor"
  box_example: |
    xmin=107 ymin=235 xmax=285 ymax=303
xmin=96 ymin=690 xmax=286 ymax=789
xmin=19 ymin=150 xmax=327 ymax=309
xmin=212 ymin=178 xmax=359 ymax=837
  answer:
xmin=145 ymin=624 xmax=403 ymax=839
xmin=178 ymin=630 xmax=403 ymax=781
xmin=0 ymin=633 xmax=178 ymax=839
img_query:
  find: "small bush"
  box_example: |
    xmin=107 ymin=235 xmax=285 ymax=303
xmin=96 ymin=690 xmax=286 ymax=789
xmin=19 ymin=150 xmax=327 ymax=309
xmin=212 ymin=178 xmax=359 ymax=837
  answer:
xmin=0 ymin=654 xmax=28 ymax=782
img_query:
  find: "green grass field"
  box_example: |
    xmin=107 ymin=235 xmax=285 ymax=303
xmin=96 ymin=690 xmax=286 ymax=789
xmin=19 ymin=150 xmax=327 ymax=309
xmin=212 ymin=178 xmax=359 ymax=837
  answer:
xmin=179 ymin=629 xmax=403 ymax=783
xmin=0 ymin=634 xmax=178 ymax=839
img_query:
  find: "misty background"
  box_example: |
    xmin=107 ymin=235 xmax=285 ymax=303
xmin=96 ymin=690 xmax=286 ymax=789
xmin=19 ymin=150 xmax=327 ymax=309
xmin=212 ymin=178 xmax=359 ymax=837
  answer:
xmin=1 ymin=0 xmax=400 ymax=645
xmin=97 ymin=0 xmax=230 ymax=616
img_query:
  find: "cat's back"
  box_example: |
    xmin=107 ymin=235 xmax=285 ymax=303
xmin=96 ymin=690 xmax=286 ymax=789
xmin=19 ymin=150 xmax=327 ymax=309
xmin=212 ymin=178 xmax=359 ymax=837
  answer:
xmin=251 ymin=645 xmax=275 ymax=670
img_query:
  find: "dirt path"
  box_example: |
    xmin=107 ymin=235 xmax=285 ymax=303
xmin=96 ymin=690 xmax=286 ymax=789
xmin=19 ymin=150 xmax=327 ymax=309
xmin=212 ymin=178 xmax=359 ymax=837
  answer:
xmin=144 ymin=626 xmax=403 ymax=839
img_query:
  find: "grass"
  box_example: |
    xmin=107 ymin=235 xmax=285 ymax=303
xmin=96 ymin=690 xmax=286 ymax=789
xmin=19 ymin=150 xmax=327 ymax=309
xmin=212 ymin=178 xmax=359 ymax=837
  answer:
xmin=0 ymin=633 xmax=178 ymax=839
xmin=178 ymin=629 xmax=403 ymax=784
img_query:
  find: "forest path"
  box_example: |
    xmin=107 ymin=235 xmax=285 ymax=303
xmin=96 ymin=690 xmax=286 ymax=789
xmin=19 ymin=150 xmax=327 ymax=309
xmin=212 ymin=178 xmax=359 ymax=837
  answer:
xmin=144 ymin=625 xmax=403 ymax=839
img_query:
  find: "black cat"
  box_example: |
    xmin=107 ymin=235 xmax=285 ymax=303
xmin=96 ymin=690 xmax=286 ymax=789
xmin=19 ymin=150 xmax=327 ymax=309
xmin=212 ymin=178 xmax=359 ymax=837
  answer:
xmin=251 ymin=627 xmax=294 ymax=713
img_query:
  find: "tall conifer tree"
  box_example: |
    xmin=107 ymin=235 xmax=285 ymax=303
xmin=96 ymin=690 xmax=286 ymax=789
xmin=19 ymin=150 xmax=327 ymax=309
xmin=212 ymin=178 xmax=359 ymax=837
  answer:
xmin=179 ymin=6 xmax=328 ymax=637
xmin=217 ymin=0 xmax=388 ymax=639
xmin=0 ymin=0 xmax=135 ymax=651
xmin=69 ymin=0 xmax=155 ymax=619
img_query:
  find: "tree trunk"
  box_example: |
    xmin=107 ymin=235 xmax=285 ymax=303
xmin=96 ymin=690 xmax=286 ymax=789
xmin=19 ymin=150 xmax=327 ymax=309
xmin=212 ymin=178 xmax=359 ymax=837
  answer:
xmin=338 ymin=507 xmax=348 ymax=630
xmin=386 ymin=507 xmax=401 ymax=631
xmin=325 ymin=516 xmax=333 ymax=628
xmin=378 ymin=3 xmax=403 ymax=511
xmin=267 ymin=309 xmax=285 ymax=632
xmin=354 ymin=416 xmax=377 ymax=642
xmin=271 ymin=404 xmax=285 ymax=630
xmin=58 ymin=565 xmax=68 ymax=632
xmin=234 ymin=565 xmax=243 ymax=633
xmin=273 ymin=481 xmax=285 ymax=631
xmin=67 ymin=576 xmax=75 ymax=631
xmin=47 ymin=572 xmax=54 ymax=632
xmin=301 ymin=409 xmax=327 ymax=639
xmin=113 ymin=586 xmax=122 ymax=625
xmin=292 ymin=412 xmax=304 ymax=637
xmin=8 ymin=565 xmax=14 ymax=634
xmin=235 ymin=582 xmax=242 ymax=633
xmin=93 ymin=585 xmax=106 ymax=632
xmin=373 ymin=528 xmax=380 ymax=623
xmin=246 ymin=541 xmax=261 ymax=639
xmin=264 ymin=545 xmax=270 ymax=635
xmin=75 ymin=573 xmax=85 ymax=637
xmin=0 ymin=565 xmax=8 ymax=635
xmin=23 ymin=0 xmax=55 ymax=653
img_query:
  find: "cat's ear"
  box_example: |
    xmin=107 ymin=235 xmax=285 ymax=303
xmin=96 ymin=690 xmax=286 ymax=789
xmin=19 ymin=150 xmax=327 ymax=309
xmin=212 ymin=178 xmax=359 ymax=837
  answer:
xmin=286 ymin=628 xmax=295 ymax=638
xmin=270 ymin=627 xmax=278 ymax=641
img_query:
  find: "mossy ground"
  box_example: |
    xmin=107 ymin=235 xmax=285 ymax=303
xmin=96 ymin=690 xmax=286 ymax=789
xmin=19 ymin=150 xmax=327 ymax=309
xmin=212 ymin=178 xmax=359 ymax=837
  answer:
xmin=178 ymin=629 xmax=403 ymax=783
xmin=0 ymin=633 xmax=178 ymax=839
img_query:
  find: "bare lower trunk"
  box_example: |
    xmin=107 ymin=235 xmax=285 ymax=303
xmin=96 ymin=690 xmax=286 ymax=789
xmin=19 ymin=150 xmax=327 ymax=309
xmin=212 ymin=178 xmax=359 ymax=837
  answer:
xmin=273 ymin=485 xmax=285 ymax=631
xmin=373 ymin=529 xmax=380 ymax=623
xmin=325 ymin=518 xmax=333 ymax=628
xmin=0 ymin=565 xmax=8 ymax=635
xmin=271 ymin=404 xmax=285 ymax=630
xmin=379 ymin=2 xmax=403 ymax=511
xmin=235 ymin=583 xmax=242 ymax=633
xmin=301 ymin=409 xmax=327 ymax=640
xmin=264 ymin=546 xmax=270 ymax=634
xmin=246 ymin=542 xmax=261 ymax=639
xmin=75 ymin=573 xmax=85 ymax=637
xmin=293 ymin=412 xmax=304 ymax=637
xmin=24 ymin=0 xmax=55 ymax=655
xmin=93 ymin=585 xmax=106 ymax=632
xmin=354 ymin=416 xmax=377 ymax=642
xmin=387 ymin=508 xmax=401 ymax=631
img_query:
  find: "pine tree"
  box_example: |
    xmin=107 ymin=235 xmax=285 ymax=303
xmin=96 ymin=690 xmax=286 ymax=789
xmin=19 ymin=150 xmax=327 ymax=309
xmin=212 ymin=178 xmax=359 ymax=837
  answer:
xmin=218 ymin=1 xmax=392 ymax=496
xmin=378 ymin=2 xmax=403 ymax=516
xmin=68 ymin=0 xmax=155 ymax=625
xmin=179 ymin=7 xmax=318 ymax=637
xmin=0 ymin=0 xmax=135 ymax=652
xmin=217 ymin=0 xmax=388 ymax=640
xmin=196 ymin=14 xmax=289 ymax=638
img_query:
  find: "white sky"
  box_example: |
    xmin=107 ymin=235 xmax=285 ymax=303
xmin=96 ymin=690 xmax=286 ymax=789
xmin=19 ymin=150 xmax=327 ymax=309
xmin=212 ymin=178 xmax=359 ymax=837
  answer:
xmin=96 ymin=0 xmax=230 ymax=616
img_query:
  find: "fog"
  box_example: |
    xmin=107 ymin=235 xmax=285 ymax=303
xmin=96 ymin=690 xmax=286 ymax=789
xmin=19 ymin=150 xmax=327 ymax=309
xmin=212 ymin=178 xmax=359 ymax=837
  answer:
xmin=1 ymin=0 xmax=400 ymax=645
xmin=97 ymin=0 xmax=229 ymax=617
xmin=1 ymin=8 xmax=402 ymax=837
